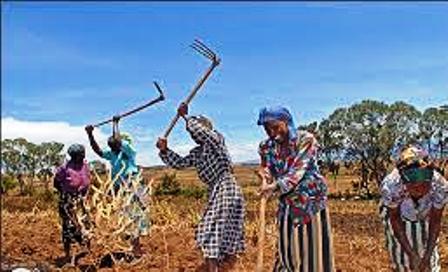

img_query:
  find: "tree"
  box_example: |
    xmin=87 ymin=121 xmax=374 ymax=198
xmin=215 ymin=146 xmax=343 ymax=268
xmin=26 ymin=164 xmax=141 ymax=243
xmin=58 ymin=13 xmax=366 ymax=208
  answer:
xmin=419 ymin=106 xmax=448 ymax=159
xmin=39 ymin=142 xmax=65 ymax=188
xmin=317 ymin=108 xmax=347 ymax=164
xmin=318 ymin=100 xmax=421 ymax=198
xmin=1 ymin=138 xmax=65 ymax=192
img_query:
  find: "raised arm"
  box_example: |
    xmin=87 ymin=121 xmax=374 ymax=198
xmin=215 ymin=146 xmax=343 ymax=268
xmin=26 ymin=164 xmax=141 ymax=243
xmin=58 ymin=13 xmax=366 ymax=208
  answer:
xmin=156 ymin=137 xmax=196 ymax=169
xmin=85 ymin=125 xmax=103 ymax=157
xmin=177 ymin=102 xmax=221 ymax=147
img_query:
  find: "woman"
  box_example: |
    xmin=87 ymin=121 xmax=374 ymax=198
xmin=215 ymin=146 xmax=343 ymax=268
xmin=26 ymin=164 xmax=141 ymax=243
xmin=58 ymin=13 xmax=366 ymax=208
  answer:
xmin=85 ymin=117 xmax=139 ymax=194
xmin=156 ymin=103 xmax=245 ymax=272
xmin=85 ymin=119 xmax=146 ymax=257
xmin=257 ymin=106 xmax=334 ymax=272
xmin=380 ymin=145 xmax=447 ymax=272
xmin=54 ymin=144 xmax=91 ymax=264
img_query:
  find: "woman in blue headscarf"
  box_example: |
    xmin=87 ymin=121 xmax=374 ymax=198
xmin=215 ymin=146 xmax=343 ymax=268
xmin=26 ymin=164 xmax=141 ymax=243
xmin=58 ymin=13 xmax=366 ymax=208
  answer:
xmin=257 ymin=106 xmax=335 ymax=272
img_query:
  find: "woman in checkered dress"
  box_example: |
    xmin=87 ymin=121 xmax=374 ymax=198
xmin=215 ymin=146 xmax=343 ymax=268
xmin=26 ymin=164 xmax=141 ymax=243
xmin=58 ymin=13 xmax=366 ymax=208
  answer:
xmin=156 ymin=103 xmax=245 ymax=272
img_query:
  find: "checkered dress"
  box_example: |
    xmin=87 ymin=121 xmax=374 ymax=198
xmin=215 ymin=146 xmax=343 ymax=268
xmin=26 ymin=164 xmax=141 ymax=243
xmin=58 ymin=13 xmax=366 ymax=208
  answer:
xmin=160 ymin=116 xmax=245 ymax=260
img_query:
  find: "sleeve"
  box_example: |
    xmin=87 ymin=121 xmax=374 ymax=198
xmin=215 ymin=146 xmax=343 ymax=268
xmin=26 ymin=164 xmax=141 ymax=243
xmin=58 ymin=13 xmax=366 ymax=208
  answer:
xmin=186 ymin=116 xmax=222 ymax=147
xmin=53 ymin=166 xmax=66 ymax=192
xmin=79 ymin=163 xmax=91 ymax=196
xmin=258 ymin=140 xmax=269 ymax=168
xmin=275 ymin=131 xmax=319 ymax=194
xmin=431 ymin=171 xmax=448 ymax=209
xmin=120 ymin=140 xmax=137 ymax=161
xmin=159 ymin=149 xmax=197 ymax=169
xmin=101 ymin=148 xmax=113 ymax=160
xmin=380 ymin=171 xmax=402 ymax=209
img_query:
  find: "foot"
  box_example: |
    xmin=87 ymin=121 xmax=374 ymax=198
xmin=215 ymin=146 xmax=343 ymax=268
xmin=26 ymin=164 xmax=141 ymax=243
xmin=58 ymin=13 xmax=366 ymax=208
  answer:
xmin=132 ymin=245 xmax=145 ymax=258
xmin=219 ymin=255 xmax=238 ymax=271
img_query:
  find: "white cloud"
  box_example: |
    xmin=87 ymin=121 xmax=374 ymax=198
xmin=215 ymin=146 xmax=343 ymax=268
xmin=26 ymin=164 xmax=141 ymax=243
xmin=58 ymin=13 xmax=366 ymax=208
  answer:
xmin=1 ymin=117 xmax=260 ymax=167
xmin=1 ymin=117 xmax=108 ymax=163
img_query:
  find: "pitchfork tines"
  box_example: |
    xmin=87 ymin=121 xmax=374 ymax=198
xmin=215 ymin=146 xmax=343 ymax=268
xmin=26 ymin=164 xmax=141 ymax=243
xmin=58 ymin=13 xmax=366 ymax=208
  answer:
xmin=190 ymin=39 xmax=221 ymax=65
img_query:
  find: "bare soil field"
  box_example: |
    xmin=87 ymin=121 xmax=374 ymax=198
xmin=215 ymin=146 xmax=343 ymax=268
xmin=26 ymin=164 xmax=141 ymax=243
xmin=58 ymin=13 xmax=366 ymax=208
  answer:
xmin=1 ymin=166 xmax=447 ymax=271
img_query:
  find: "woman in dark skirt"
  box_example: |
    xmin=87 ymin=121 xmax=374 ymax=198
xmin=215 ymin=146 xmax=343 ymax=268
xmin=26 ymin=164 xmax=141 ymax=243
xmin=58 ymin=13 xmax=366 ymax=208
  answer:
xmin=257 ymin=106 xmax=335 ymax=272
xmin=156 ymin=103 xmax=245 ymax=272
xmin=54 ymin=144 xmax=91 ymax=263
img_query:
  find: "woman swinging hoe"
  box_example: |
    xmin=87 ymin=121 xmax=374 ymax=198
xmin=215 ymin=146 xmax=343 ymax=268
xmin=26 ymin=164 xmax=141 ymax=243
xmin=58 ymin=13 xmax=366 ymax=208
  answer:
xmin=85 ymin=116 xmax=149 ymax=257
xmin=156 ymin=103 xmax=245 ymax=272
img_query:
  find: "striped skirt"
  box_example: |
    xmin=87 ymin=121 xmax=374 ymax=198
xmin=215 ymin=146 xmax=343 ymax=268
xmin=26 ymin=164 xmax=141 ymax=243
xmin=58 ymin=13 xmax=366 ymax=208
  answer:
xmin=379 ymin=205 xmax=441 ymax=272
xmin=274 ymin=207 xmax=335 ymax=272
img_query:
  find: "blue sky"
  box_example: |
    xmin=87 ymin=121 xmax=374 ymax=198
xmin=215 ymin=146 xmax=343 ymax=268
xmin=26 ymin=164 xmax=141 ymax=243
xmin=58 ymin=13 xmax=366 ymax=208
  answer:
xmin=2 ymin=2 xmax=448 ymax=165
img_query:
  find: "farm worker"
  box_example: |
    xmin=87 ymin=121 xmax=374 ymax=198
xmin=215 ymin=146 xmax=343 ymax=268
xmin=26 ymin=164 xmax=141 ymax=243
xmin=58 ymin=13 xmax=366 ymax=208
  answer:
xmin=380 ymin=145 xmax=448 ymax=272
xmin=85 ymin=117 xmax=147 ymax=257
xmin=156 ymin=103 xmax=245 ymax=272
xmin=85 ymin=116 xmax=138 ymax=194
xmin=257 ymin=106 xmax=335 ymax=272
xmin=54 ymin=143 xmax=91 ymax=264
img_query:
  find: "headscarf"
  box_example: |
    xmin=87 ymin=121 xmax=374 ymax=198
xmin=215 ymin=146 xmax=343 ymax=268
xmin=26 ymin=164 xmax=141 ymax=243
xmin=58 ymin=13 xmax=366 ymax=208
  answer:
xmin=257 ymin=106 xmax=297 ymax=139
xmin=120 ymin=132 xmax=134 ymax=145
xmin=397 ymin=145 xmax=433 ymax=184
xmin=108 ymin=132 xmax=134 ymax=148
xmin=193 ymin=115 xmax=213 ymax=130
xmin=67 ymin=143 xmax=85 ymax=158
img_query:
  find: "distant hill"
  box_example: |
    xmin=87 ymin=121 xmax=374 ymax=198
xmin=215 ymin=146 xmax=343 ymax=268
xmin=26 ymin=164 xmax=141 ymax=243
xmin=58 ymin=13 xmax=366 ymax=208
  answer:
xmin=139 ymin=160 xmax=259 ymax=171
xmin=235 ymin=159 xmax=259 ymax=167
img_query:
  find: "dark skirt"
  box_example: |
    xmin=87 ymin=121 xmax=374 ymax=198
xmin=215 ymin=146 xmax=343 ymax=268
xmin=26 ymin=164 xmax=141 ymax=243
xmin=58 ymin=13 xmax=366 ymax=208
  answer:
xmin=58 ymin=192 xmax=89 ymax=246
xmin=274 ymin=207 xmax=335 ymax=272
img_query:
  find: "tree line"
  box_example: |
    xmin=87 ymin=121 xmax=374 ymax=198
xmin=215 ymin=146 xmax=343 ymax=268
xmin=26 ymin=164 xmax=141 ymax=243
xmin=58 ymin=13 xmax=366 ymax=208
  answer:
xmin=2 ymin=100 xmax=447 ymax=198
xmin=300 ymin=100 xmax=447 ymax=198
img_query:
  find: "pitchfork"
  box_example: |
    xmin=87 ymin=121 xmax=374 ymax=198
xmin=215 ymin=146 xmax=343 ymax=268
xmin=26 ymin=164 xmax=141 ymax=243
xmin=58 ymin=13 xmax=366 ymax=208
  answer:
xmin=162 ymin=39 xmax=221 ymax=138
xmin=93 ymin=81 xmax=166 ymax=128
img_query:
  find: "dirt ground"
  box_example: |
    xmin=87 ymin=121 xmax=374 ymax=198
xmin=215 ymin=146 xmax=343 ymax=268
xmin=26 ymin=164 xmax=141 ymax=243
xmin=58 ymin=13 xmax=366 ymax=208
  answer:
xmin=1 ymin=166 xmax=447 ymax=271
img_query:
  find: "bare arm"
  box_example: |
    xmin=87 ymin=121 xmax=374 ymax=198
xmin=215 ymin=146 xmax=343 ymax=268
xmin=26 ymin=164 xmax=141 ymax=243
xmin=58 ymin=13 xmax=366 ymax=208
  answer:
xmin=85 ymin=125 xmax=103 ymax=157
xmin=389 ymin=207 xmax=420 ymax=267
xmin=419 ymin=207 xmax=443 ymax=271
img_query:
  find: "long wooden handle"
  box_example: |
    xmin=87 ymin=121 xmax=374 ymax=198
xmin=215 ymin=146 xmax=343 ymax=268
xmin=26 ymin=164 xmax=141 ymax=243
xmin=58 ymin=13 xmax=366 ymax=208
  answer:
xmin=163 ymin=61 xmax=219 ymax=138
xmin=256 ymin=196 xmax=267 ymax=272
xmin=93 ymin=82 xmax=165 ymax=128
xmin=255 ymin=168 xmax=269 ymax=272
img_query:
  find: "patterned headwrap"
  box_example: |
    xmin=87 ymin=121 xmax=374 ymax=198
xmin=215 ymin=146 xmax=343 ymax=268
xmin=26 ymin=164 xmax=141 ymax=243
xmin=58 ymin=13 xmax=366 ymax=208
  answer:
xmin=191 ymin=115 xmax=213 ymax=130
xmin=67 ymin=143 xmax=85 ymax=158
xmin=257 ymin=106 xmax=297 ymax=139
xmin=108 ymin=132 xmax=134 ymax=147
xmin=119 ymin=132 xmax=134 ymax=145
xmin=397 ymin=145 xmax=433 ymax=184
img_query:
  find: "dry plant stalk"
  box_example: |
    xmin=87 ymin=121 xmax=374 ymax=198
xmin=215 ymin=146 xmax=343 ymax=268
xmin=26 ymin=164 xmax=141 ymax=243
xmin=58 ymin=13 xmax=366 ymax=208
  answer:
xmin=78 ymin=164 xmax=152 ymax=257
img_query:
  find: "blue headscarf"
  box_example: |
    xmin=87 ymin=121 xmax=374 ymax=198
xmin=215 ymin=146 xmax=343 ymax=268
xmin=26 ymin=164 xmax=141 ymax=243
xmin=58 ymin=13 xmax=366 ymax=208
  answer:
xmin=257 ymin=106 xmax=298 ymax=139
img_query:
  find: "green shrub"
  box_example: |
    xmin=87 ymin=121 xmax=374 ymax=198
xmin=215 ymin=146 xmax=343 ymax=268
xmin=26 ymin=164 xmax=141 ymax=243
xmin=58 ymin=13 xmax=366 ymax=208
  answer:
xmin=181 ymin=186 xmax=207 ymax=199
xmin=155 ymin=173 xmax=182 ymax=196
xmin=34 ymin=187 xmax=58 ymax=209
xmin=23 ymin=182 xmax=36 ymax=196
xmin=0 ymin=175 xmax=18 ymax=194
